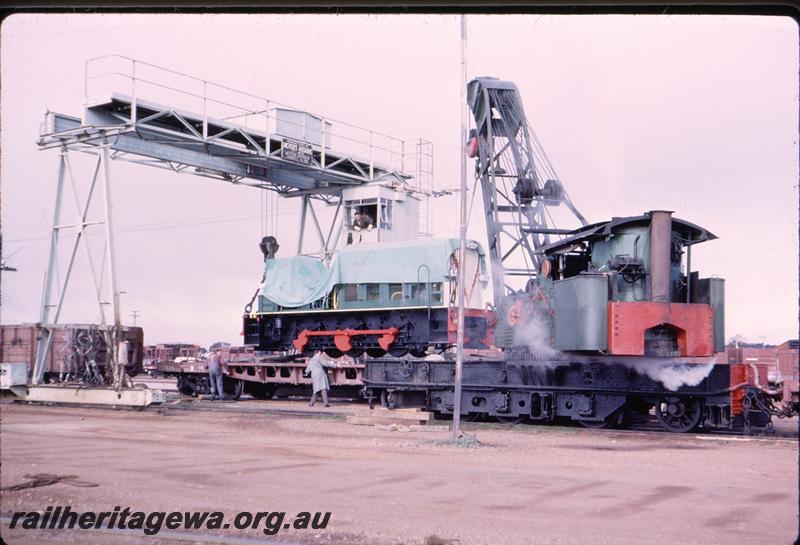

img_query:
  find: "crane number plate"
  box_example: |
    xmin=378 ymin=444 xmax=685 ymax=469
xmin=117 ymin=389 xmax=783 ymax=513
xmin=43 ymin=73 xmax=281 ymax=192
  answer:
xmin=281 ymin=138 xmax=314 ymax=165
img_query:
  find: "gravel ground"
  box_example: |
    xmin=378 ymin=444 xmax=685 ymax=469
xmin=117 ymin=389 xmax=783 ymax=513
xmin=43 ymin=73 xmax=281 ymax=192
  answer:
xmin=1 ymin=401 xmax=797 ymax=545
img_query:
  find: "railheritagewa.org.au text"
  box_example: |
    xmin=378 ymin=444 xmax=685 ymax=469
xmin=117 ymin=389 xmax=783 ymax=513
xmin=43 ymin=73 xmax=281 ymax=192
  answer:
xmin=8 ymin=505 xmax=331 ymax=536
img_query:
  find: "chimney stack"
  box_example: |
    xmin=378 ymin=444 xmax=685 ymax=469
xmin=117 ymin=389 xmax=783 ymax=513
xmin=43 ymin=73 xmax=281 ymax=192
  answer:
xmin=649 ymin=210 xmax=673 ymax=303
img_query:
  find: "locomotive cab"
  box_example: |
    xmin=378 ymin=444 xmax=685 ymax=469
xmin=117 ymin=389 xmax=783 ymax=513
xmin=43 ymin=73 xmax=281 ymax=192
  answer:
xmin=500 ymin=210 xmax=724 ymax=358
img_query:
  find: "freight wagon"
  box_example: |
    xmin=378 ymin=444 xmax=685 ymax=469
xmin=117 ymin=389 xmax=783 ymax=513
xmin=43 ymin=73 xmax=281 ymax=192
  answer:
xmin=158 ymin=347 xmax=363 ymax=401
xmin=0 ymin=323 xmax=144 ymax=384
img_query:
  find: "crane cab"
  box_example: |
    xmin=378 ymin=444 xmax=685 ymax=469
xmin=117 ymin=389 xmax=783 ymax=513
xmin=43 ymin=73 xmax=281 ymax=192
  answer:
xmin=342 ymin=185 xmax=422 ymax=245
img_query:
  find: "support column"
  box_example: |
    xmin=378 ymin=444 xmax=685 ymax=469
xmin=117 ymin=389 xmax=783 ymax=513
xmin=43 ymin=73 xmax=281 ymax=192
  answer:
xmin=32 ymin=148 xmax=68 ymax=384
xmin=100 ymin=143 xmax=124 ymax=389
xmin=297 ymin=196 xmax=309 ymax=255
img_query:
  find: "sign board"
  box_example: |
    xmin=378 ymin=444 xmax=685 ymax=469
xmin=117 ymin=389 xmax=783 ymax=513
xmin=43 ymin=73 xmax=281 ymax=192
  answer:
xmin=281 ymin=138 xmax=314 ymax=166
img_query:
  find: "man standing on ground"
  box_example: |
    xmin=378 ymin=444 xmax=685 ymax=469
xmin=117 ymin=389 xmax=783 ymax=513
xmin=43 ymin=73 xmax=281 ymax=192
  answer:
xmin=304 ymin=351 xmax=340 ymax=407
xmin=207 ymin=348 xmax=227 ymax=401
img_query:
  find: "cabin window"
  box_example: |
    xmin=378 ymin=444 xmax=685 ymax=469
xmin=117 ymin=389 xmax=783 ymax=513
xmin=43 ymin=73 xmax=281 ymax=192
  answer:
xmin=431 ymin=282 xmax=443 ymax=304
xmin=405 ymin=283 xmax=442 ymax=304
xmin=407 ymin=283 xmax=443 ymax=304
xmin=344 ymin=284 xmax=359 ymax=302
xmin=389 ymin=283 xmax=403 ymax=301
xmin=347 ymin=200 xmax=378 ymax=229
xmin=366 ymin=283 xmax=381 ymax=301
xmin=379 ymin=198 xmax=393 ymax=230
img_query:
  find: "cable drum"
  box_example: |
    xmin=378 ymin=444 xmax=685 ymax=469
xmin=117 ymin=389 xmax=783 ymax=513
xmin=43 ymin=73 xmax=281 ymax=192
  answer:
xmin=513 ymin=179 xmax=535 ymax=205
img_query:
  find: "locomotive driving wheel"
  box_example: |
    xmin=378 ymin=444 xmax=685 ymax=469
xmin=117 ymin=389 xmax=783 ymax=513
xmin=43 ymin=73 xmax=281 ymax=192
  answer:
xmin=655 ymin=396 xmax=702 ymax=433
xmin=494 ymin=415 xmax=525 ymax=425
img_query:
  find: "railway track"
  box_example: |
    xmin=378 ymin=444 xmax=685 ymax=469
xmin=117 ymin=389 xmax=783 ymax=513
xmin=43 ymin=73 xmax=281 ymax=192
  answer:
xmin=447 ymin=413 xmax=798 ymax=441
xmin=5 ymin=395 xmax=796 ymax=442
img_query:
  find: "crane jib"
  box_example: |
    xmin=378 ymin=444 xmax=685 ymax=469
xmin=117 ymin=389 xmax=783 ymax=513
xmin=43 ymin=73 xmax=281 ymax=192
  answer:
xmin=466 ymin=77 xmax=588 ymax=304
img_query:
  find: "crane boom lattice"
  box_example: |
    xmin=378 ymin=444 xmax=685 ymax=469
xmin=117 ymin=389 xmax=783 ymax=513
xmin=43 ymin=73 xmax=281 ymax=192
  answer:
xmin=467 ymin=77 xmax=587 ymax=304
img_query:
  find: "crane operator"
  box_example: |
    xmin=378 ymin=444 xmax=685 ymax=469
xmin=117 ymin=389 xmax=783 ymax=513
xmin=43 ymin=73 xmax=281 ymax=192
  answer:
xmin=347 ymin=210 xmax=374 ymax=245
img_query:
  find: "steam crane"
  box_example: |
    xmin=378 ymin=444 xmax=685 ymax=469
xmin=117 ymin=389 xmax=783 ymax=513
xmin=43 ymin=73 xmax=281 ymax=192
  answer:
xmin=363 ymin=76 xmax=784 ymax=432
xmin=466 ymin=77 xmax=587 ymax=303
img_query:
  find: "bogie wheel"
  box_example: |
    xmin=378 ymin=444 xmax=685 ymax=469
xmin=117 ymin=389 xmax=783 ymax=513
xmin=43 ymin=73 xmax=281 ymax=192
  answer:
xmin=655 ymin=396 xmax=703 ymax=433
xmin=495 ymin=415 xmax=525 ymax=425
xmin=380 ymin=390 xmax=397 ymax=409
xmin=578 ymin=406 xmax=625 ymax=429
xmin=409 ymin=348 xmax=428 ymax=358
xmin=248 ymin=384 xmax=275 ymax=400
xmin=223 ymin=378 xmax=244 ymax=401
xmin=176 ymin=378 xmax=197 ymax=398
xmin=462 ymin=412 xmax=482 ymax=423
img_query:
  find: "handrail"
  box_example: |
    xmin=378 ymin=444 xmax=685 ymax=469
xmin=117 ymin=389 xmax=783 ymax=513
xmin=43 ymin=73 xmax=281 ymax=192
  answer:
xmin=83 ymin=55 xmax=432 ymax=186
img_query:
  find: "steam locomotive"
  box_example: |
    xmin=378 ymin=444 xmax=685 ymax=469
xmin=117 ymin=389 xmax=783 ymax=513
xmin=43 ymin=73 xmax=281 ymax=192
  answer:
xmin=362 ymin=210 xmax=783 ymax=432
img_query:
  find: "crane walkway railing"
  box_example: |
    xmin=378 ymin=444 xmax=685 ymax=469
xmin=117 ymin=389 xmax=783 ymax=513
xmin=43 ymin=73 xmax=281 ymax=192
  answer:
xmin=39 ymin=55 xmax=432 ymax=196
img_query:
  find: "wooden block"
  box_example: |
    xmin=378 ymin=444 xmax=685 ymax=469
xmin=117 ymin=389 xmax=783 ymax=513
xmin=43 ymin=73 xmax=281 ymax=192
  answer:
xmin=346 ymin=415 xmax=428 ymax=426
xmin=352 ymin=409 xmax=433 ymax=421
xmin=355 ymin=407 xmax=427 ymax=415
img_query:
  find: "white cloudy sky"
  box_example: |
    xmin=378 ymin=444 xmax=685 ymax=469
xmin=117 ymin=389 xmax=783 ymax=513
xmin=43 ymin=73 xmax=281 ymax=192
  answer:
xmin=1 ymin=14 xmax=797 ymax=347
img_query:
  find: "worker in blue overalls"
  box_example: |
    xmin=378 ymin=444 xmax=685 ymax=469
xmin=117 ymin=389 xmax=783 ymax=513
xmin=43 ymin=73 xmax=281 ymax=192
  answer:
xmin=207 ymin=348 xmax=227 ymax=401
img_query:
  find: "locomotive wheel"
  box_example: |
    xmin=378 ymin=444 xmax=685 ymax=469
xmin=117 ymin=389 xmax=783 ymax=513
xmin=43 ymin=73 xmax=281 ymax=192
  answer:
xmin=578 ymin=408 xmax=623 ymax=429
xmin=366 ymin=348 xmax=386 ymax=358
xmin=324 ymin=348 xmax=343 ymax=358
xmin=495 ymin=415 xmax=525 ymax=425
xmin=409 ymin=348 xmax=428 ymax=358
xmin=462 ymin=412 xmax=482 ymax=423
xmin=620 ymin=400 xmax=653 ymax=429
xmin=389 ymin=347 xmax=409 ymax=357
xmin=346 ymin=348 xmax=364 ymax=358
xmin=655 ymin=396 xmax=702 ymax=433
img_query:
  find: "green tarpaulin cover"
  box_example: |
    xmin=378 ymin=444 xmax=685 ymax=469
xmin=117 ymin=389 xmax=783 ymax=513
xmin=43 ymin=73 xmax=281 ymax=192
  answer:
xmin=258 ymin=238 xmax=483 ymax=309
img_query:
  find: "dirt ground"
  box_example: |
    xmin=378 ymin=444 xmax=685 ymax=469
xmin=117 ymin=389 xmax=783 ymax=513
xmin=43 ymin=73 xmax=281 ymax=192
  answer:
xmin=0 ymin=398 xmax=797 ymax=545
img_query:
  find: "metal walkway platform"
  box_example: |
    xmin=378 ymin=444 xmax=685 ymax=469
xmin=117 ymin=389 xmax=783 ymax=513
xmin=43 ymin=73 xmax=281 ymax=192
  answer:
xmin=37 ymin=55 xmax=430 ymax=200
xmin=40 ymin=93 xmax=409 ymax=198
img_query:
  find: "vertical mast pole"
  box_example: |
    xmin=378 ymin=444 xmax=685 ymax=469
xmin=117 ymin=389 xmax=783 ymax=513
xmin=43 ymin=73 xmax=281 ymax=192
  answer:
xmin=101 ymin=143 xmax=124 ymax=389
xmin=452 ymin=14 xmax=468 ymax=440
